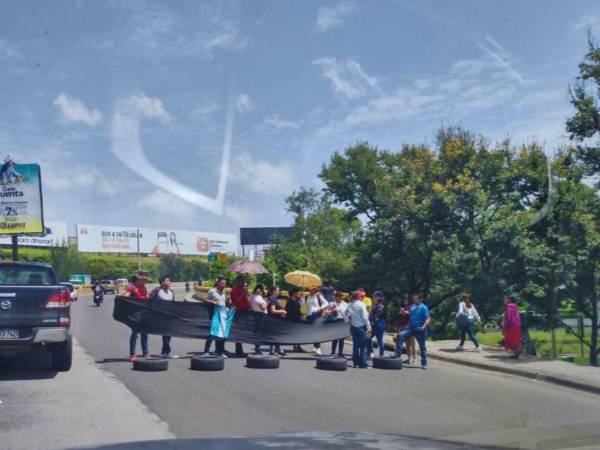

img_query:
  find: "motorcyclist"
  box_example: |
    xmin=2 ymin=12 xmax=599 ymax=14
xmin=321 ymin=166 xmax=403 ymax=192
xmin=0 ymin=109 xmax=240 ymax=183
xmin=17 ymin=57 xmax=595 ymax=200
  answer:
xmin=93 ymin=281 xmax=104 ymax=305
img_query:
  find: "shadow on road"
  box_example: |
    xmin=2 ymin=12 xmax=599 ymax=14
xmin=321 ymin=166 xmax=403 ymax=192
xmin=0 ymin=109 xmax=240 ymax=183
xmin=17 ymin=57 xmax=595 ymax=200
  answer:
xmin=0 ymin=352 xmax=58 ymax=381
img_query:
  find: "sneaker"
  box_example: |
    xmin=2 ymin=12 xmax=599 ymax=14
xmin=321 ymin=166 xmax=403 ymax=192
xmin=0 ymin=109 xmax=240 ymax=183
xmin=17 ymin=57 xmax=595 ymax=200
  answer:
xmin=129 ymin=354 xmax=137 ymax=362
xmin=171 ymin=354 xmax=179 ymax=359
xmin=142 ymin=353 xmax=151 ymax=359
xmin=369 ymin=352 xmax=374 ymax=359
xmin=337 ymin=353 xmax=345 ymax=358
xmin=220 ymin=353 xmax=228 ymax=359
xmin=313 ymin=347 xmax=322 ymax=355
xmin=475 ymin=346 xmax=481 ymax=352
xmin=160 ymin=353 xmax=169 ymax=358
xmin=411 ymin=358 xmax=417 ymax=365
xmin=421 ymin=365 xmax=427 ymax=370
xmin=456 ymin=344 xmax=464 ymax=351
xmin=200 ymin=352 xmax=211 ymax=358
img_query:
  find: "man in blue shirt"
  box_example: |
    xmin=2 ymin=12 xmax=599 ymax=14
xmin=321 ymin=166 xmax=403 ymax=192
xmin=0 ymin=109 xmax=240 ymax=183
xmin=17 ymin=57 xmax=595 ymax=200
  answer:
xmin=394 ymin=293 xmax=430 ymax=368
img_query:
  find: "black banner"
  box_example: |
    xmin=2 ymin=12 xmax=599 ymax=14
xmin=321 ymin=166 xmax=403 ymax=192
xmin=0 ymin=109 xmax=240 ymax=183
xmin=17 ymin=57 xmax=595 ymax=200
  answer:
xmin=113 ymin=296 xmax=350 ymax=345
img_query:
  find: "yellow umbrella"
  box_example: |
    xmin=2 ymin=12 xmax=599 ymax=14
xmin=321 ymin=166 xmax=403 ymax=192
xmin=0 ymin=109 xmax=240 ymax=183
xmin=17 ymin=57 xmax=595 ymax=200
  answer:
xmin=284 ymin=270 xmax=322 ymax=289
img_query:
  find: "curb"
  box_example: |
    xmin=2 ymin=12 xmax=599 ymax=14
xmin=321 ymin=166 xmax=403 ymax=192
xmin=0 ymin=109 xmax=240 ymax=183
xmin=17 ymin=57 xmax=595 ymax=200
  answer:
xmin=382 ymin=338 xmax=600 ymax=396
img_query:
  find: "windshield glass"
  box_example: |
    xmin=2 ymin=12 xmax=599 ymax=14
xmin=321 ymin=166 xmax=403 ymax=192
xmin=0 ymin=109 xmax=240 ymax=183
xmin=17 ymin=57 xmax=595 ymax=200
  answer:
xmin=0 ymin=266 xmax=56 ymax=285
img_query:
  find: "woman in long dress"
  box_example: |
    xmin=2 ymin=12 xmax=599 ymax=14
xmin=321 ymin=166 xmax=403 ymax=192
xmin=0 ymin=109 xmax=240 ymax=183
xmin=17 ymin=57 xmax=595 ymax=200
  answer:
xmin=502 ymin=296 xmax=521 ymax=359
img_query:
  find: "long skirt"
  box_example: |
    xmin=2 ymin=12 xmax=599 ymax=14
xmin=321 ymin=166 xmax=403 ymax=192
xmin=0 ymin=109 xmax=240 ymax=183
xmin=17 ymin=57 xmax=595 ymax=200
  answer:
xmin=504 ymin=327 xmax=521 ymax=352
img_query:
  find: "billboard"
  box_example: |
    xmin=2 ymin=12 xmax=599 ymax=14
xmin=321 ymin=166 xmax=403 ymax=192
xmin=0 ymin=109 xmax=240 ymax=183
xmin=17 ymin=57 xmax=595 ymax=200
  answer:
xmin=240 ymin=227 xmax=294 ymax=246
xmin=0 ymin=220 xmax=67 ymax=247
xmin=76 ymin=224 xmax=237 ymax=256
xmin=0 ymin=160 xmax=44 ymax=235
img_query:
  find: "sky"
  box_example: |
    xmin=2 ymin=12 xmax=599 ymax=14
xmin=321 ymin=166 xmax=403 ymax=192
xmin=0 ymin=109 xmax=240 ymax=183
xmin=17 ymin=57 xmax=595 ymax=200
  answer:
xmin=0 ymin=0 xmax=599 ymax=236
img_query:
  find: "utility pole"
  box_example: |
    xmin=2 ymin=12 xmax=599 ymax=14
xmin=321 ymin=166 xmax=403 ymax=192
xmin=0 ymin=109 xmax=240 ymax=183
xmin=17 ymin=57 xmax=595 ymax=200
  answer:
xmin=11 ymin=235 xmax=18 ymax=261
xmin=136 ymin=228 xmax=141 ymax=271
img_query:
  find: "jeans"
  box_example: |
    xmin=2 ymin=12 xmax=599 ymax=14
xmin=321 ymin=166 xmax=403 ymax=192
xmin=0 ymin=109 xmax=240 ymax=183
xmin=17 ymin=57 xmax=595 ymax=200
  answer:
xmin=269 ymin=344 xmax=281 ymax=354
xmin=396 ymin=328 xmax=427 ymax=367
xmin=130 ymin=331 xmax=148 ymax=355
xmin=205 ymin=337 xmax=225 ymax=354
xmin=235 ymin=342 xmax=245 ymax=355
xmin=459 ymin=323 xmax=479 ymax=347
xmin=331 ymin=338 xmax=345 ymax=355
xmin=161 ymin=336 xmax=171 ymax=355
xmin=350 ymin=325 xmax=368 ymax=367
xmin=371 ymin=320 xmax=386 ymax=356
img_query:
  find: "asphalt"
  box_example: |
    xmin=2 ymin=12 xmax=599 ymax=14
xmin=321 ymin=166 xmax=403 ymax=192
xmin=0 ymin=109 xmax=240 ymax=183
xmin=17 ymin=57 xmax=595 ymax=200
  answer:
xmin=62 ymin=293 xmax=600 ymax=450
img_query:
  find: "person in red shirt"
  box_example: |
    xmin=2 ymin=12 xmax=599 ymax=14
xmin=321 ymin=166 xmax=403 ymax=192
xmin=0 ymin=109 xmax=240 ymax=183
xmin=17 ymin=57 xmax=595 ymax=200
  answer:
xmin=125 ymin=272 xmax=150 ymax=361
xmin=230 ymin=276 xmax=250 ymax=356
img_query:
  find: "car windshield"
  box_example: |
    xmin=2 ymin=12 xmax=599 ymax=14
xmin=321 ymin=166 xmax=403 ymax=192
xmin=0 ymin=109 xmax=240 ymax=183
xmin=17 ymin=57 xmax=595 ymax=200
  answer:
xmin=0 ymin=266 xmax=56 ymax=285
xmin=4 ymin=2 xmax=600 ymax=450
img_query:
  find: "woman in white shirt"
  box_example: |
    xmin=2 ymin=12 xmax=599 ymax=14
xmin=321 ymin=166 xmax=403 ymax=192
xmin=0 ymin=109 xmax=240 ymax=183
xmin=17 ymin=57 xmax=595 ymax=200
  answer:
xmin=250 ymin=284 xmax=267 ymax=354
xmin=304 ymin=286 xmax=329 ymax=355
xmin=456 ymin=293 xmax=481 ymax=351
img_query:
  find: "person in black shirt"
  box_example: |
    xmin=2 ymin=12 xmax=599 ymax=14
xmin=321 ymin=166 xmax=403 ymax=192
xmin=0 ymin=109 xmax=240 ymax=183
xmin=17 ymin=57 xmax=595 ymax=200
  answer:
xmin=369 ymin=290 xmax=388 ymax=357
xmin=285 ymin=288 xmax=303 ymax=352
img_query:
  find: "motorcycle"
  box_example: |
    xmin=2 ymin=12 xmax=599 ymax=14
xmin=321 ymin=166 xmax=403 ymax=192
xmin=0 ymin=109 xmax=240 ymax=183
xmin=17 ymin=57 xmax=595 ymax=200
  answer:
xmin=93 ymin=289 xmax=104 ymax=307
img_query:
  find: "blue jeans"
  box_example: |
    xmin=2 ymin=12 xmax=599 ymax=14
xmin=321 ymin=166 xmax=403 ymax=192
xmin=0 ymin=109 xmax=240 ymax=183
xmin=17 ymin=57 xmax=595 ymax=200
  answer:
xmin=396 ymin=328 xmax=427 ymax=366
xmin=370 ymin=320 xmax=386 ymax=356
xmin=130 ymin=331 xmax=148 ymax=355
xmin=350 ymin=325 xmax=368 ymax=367
xmin=460 ymin=323 xmax=479 ymax=347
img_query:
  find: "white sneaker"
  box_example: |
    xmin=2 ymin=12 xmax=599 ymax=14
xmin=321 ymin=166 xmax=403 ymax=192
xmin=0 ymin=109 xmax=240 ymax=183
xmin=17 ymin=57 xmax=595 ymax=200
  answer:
xmin=200 ymin=352 xmax=211 ymax=358
xmin=411 ymin=358 xmax=416 ymax=365
xmin=313 ymin=347 xmax=322 ymax=355
xmin=171 ymin=354 xmax=179 ymax=359
xmin=475 ymin=346 xmax=481 ymax=352
xmin=369 ymin=352 xmax=374 ymax=359
xmin=160 ymin=353 xmax=168 ymax=358
xmin=456 ymin=344 xmax=464 ymax=351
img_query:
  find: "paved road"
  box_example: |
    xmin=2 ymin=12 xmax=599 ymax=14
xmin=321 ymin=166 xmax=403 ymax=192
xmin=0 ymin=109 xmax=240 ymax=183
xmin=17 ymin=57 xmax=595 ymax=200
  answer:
xmin=68 ymin=293 xmax=600 ymax=450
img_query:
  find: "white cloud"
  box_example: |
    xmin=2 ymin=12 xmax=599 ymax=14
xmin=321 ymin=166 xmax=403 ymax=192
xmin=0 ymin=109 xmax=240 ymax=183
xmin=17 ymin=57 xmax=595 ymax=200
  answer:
xmin=116 ymin=93 xmax=171 ymax=122
xmin=313 ymin=57 xmax=378 ymax=99
xmin=224 ymin=203 xmax=254 ymax=225
xmin=316 ymin=1 xmax=358 ymax=32
xmin=231 ymin=152 xmax=297 ymax=196
xmin=138 ymin=189 xmax=194 ymax=218
xmin=259 ymin=115 xmax=300 ymax=133
xmin=53 ymin=93 xmax=102 ymax=127
xmin=235 ymin=93 xmax=255 ymax=113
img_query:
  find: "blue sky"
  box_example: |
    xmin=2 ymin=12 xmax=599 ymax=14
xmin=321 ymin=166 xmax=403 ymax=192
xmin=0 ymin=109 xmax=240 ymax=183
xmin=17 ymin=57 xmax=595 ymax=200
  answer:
xmin=0 ymin=0 xmax=598 ymax=235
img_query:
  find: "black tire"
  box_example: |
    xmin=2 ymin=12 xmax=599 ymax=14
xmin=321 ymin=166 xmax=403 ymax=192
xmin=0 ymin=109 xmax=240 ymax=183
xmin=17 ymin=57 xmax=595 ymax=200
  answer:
xmin=133 ymin=358 xmax=168 ymax=372
xmin=316 ymin=356 xmax=347 ymax=371
xmin=190 ymin=355 xmax=225 ymax=371
xmin=372 ymin=356 xmax=403 ymax=370
xmin=51 ymin=337 xmax=73 ymax=372
xmin=246 ymin=354 xmax=280 ymax=369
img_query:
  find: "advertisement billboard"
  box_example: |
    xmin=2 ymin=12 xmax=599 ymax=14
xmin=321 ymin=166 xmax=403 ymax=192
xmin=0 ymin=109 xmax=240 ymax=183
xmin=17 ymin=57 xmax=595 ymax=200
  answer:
xmin=76 ymin=224 xmax=237 ymax=256
xmin=240 ymin=227 xmax=294 ymax=245
xmin=0 ymin=220 xmax=67 ymax=247
xmin=0 ymin=160 xmax=44 ymax=235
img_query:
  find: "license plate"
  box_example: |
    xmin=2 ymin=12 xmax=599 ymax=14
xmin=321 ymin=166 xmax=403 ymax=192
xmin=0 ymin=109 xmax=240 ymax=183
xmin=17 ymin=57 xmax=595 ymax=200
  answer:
xmin=0 ymin=328 xmax=19 ymax=339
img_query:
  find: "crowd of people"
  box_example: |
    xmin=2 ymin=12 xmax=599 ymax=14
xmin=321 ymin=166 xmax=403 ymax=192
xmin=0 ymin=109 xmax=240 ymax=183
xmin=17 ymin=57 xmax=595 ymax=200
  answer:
xmin=121 ymin=271 xmax=523 ymax=367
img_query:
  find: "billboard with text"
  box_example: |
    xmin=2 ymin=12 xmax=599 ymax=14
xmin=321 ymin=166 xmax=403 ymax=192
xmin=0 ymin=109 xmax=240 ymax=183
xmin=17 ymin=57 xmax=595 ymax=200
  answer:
xmin=0 ymin=161 xmax=44 ymax=235
xmin=76 ymin=224 xmax=237 ymax=256
xmin=0 ymin=220 xmax=67 ymax=247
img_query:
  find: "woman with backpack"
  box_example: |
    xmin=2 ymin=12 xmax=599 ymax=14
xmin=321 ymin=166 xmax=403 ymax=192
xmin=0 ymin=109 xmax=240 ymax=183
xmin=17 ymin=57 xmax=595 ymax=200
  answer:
xmin=455 ymin=293 xmax=481 ymax=352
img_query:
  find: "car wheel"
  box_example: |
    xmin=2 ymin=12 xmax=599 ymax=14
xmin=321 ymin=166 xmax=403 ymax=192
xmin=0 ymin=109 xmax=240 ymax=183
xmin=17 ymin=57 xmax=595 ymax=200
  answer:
xmin=190 ymin=355 xmax=225 ymax=371
xmin=133 ymin=358 xmax=169 ymax=372
xmin=315 ymin=356 xmax=348 ymax=371
xmin=51 ymin=337 xmax=73 ymax=371
xmin=246 ymin=354 xmax=280 ymax=369
xmin=372 ymin=356 xmax=403 ymax=370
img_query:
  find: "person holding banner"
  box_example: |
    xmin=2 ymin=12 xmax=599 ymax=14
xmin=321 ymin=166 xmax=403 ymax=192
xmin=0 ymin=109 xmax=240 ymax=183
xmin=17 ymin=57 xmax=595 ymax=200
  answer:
xmin=201 ymin=276 xmax=231 ymax=358
xmin=125 ymin=272 xmax=150 ymax=361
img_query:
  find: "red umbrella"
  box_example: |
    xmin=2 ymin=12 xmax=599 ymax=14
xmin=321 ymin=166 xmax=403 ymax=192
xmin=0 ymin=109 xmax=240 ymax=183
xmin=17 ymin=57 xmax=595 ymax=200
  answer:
xmin=227 ymin=259 xmax=268 ymax=275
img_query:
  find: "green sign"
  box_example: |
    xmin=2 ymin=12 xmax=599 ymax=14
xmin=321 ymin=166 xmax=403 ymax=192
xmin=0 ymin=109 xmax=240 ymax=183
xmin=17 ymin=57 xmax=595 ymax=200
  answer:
xmin=208 ymin=252 xmax=217 ymax=262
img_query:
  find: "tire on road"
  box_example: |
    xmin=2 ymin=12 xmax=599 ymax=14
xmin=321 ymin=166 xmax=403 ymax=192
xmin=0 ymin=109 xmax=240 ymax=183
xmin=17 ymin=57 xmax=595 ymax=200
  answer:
xmin=51 ymin=337 xmax=73 ymax=372
xmin=246 ymin=354 xmax=280 ymax=369
xmin=190 ymin=355 xmax=225 ymax=371
xmin=372 ymin=356 xmax=402 ymax=370
xmin=316 ymin=356 xmax=347 ymax=371
xmin=133 ymin=358 xmax=169 ymax=372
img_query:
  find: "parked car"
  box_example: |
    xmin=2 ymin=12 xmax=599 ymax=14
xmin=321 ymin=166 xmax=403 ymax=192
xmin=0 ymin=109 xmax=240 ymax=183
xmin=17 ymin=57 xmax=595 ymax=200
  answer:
xmin=60 ymin=282 xmax=78 ymax=301
xmin=0 ymin=261 xmax=72 ymax=371
xmin=99 ymin=279 xmax=115 ymax=294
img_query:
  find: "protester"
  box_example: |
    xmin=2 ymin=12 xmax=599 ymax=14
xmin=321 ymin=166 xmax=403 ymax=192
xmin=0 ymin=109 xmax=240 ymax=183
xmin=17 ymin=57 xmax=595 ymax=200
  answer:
xmin=250 ymin=284 xmax=268 ymax=354
xmin=148 ymin=275 xmax=178 ymax=359
xmin=397 ymin=295 xmax=415 ymax=364
xmin=305 ymin=286 xmax=329 ymax=355
xmin=357 ymin=288 xmax=372 ymax=313
xmin=267 ymin=286 xmax=287 ymax=356
xmin=125 ymin=272 xmax=150 ymax=361
xmin=502 ymin=296 xmax=521 ymax=359
xmin=394 ymin=293 xmax=430 ymax=369
xmin=320 ymin=280 xmax=335 ymax=303
xmin=455 ymin=293 xmax=482 ymax=352
xmin=285 ymin=288 xmax=304 ymax=352
xmin=368 ymin=291 xmax=388 ymax=357
xmin=329 ymin=291 xmax=348 ymax=357
xmin=201 ymin=276 xmax=231 ymax=358
xmin=230 ymin=276 xmax=251 ymax=356
xmin=345 ymin=291 xmax=371 ymax=368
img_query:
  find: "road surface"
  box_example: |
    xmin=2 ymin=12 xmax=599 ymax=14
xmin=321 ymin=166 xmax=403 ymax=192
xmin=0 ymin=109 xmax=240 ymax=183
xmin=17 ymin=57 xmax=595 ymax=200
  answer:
xmin=3 ymin=292 xmax=600 ymax=449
